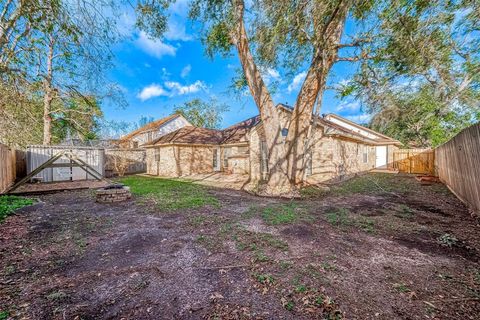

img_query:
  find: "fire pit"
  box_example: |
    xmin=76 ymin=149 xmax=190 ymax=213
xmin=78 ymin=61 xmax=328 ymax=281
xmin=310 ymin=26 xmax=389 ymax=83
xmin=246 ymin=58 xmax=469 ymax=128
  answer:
xmin=96 ymin=183 xmax=132 ymax=203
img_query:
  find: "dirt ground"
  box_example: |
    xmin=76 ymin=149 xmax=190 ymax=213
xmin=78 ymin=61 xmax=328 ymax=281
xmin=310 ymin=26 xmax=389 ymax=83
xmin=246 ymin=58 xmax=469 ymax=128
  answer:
xmin=1 ymin=173 xmax=479 ymax=319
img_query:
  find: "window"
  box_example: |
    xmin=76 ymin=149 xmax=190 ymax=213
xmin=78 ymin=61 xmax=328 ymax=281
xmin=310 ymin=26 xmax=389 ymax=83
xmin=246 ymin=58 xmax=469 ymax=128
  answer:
xmin=363 ymin=145 xmax=368 ymax=163
xmin=154 ymin=148 xmax=160 ymax=161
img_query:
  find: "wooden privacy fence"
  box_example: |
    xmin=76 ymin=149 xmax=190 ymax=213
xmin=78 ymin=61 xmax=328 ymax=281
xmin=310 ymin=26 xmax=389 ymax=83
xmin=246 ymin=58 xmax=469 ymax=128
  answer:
xmin=393 ymin=149 xmax=435 ymax=174
xmin=435 ymin=123 xmax=480 ymax=213
xmin=0 ymin=143 xmax=17 ymax=193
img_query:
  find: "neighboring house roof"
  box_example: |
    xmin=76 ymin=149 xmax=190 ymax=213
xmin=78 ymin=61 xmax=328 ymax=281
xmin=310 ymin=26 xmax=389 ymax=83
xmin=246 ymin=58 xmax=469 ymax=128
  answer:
xmin=148 ymin=126 xmax=224 ymax=145
xmin=120 ymin=114 xmax=182 ymax=142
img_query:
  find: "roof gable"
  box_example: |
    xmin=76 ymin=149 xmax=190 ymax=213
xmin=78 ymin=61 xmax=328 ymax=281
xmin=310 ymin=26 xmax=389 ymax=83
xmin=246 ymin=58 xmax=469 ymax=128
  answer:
xmin=324 ymin=114 xmax=400 ymax=143
xmin=120 ymin=114 xmax=191 ymax=141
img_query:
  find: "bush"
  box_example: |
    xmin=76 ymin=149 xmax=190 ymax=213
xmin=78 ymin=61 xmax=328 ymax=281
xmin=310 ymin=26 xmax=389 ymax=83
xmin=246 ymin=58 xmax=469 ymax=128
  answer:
xmin=0 ymin=195 xmax=35 ymax=222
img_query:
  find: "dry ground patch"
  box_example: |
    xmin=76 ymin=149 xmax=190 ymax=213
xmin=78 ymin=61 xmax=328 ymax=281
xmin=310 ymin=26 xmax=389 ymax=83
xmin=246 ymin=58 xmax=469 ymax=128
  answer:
xmin=0 ymin=174 xmax=479 ymax=319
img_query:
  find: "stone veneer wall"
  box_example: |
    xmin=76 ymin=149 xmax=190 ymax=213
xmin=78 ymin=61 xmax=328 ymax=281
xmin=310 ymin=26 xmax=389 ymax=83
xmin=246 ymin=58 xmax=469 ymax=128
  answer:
xmin=147 ymin=145 xmax=214 ymax=177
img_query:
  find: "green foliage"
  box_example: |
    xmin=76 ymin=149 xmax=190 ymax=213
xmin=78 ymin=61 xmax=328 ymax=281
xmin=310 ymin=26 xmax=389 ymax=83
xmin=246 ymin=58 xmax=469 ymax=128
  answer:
xmin=174 ymin=98 xmax=229 ymax=129
xmin=0 ymin=196 xmax=35 ymax=222
xmin=119 ymin=176 xmax=218 ymax=211
xmin=437 ymin=233 xmax=458 ymax=247
xmin=261 ymin=203 xmax=307 ymax=225
xmin=369 ymin=85 xmax=479 ymax=147
xmin=326 ymin=208 xmax=352 ymax=227
xmin=0 ymin=310 xmax=9 ymax=320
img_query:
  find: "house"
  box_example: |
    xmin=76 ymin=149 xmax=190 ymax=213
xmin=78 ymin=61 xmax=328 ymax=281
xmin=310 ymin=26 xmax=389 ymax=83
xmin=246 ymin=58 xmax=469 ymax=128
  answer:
xmin=118 ymin=114 xmax=191 ymax=148
xmin=144 ymin=104 xmax=401 ymax=185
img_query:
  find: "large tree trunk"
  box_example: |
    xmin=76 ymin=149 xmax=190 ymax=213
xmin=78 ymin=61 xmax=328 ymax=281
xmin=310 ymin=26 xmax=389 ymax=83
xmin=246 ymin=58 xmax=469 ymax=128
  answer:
xmin=231 ymin=0 xmax=349 ymax=194
xmin=231 ymin=0 xmax=292 ymax=194
xmin=42 ymin=36 xmax=54 ymax=145
xmin=285 ymin=3 xmax=349 ymax=185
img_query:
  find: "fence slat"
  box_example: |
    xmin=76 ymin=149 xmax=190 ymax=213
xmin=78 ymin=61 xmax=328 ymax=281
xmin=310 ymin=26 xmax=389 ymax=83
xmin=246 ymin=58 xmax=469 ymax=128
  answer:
xmin=393 ymin=149 xmax=434 ymax=174
xmin=435 ymin=123 xmax=480 ymax=213
xmin=0 ymin=143 xmax=17 ymax=193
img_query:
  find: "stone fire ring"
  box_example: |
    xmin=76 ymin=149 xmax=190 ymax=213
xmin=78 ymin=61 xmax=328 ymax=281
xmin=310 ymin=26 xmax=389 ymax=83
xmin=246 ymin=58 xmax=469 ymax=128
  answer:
xmin=96 ymin=184 xmax=132 ymax=203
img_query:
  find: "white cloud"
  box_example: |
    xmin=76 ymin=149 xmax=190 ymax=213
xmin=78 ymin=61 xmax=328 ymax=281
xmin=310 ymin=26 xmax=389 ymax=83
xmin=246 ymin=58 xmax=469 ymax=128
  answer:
xmin=165 ymin=18 xmax=192 ymax=41
xmin=138 ymin=84 xmax=169 ymax=101
xmin=117 ymin=11 xmax=136 ymax=37
xmin=165 ymin=80 xmax=206 ymax=95
xmin=135 ymin=31 xmax=177 ymax=59
xmin=345 ymin=113 xmax=371 ymax=124
xmin=336 ymin=101 xmax=360 ymax=112
xmin=287 ymin=71 xmax=307 ymax=93
xmin=181 ymin=64 xmax=192 ymax=78
xmin=260 ymin=67 xmax=281 ymax=85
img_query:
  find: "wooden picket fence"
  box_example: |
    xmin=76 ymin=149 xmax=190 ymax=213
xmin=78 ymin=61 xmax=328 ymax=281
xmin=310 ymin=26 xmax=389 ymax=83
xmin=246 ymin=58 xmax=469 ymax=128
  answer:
xmin=435 ymin=123 xmax=480 ymax=213
xmin=393 ymin=149 xmax=435 ymax=174
xmin=0 ymin=143 xmax=17 ymax=193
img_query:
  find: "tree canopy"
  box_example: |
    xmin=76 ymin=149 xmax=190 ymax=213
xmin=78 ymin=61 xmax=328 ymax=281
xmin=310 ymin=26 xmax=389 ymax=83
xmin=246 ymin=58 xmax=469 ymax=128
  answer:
xmin=174 ymin=98 xmax=229 ymax=129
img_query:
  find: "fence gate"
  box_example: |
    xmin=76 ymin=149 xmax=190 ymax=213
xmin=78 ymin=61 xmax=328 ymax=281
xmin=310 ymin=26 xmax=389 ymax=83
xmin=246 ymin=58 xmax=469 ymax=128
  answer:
xmin=393 ymin=149 xmax=435 ymax=174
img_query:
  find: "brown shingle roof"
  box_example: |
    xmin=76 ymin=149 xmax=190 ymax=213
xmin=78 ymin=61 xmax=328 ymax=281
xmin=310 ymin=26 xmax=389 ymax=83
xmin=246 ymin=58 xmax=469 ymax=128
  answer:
xmin=149 ymin=126 xmax=224 ymax=145
xmin=120 ymin=114 xmax=180 ymax=141
xmin=221 ymin=115 xmax=261 ymax=144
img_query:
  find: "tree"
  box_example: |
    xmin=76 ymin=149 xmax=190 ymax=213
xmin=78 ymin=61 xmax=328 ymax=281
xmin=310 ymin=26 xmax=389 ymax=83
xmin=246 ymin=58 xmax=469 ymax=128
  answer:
xmin=174 ymin=98 xmax=229 ymax=129
xmin=135 ymin=0 xmax=478 ymax=194
xmin=341 ymin=0 xmax=480 ymax=147
xmin=0 ymin=0 xmax=123 ymax=146
xmin=369 ymin=85 xmax=479 ymax=147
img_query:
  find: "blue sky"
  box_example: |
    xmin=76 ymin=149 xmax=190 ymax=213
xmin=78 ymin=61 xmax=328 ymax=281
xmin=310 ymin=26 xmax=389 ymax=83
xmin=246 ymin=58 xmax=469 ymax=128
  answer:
xmin=102 ymin=1 xmax=370 ymax=130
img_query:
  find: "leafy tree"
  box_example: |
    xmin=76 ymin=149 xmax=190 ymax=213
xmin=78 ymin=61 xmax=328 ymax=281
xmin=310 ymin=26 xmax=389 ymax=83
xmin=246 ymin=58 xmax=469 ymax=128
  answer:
xmin=174 ymin=98 xmax=229 ymax=129
xmin=0 ymin=0 xmax=123 ymax=146
xmin=342 ymin=0 xmax=480 ymax=147
xmin=370 ymin=86 xmax=479 ymax=148
xmin=126 ymin=1 xmax=480 ymax=193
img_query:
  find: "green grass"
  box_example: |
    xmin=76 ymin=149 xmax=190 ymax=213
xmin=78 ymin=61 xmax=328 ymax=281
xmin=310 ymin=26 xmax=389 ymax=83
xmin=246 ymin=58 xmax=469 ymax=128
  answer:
xmin=119 ymin=176 xmax=218 ymax=211
xmin=0 ymin=310 xmax=9 ymax=320
xmin=0 ymin=195 xmax=35 ymax=222
xmin=326 ymin=208 xmax=375 ymax=233
xmin=326 ymin=208 xmax=352 ymax=226
xmin=331 ymin=173 xmax=414 ymax=195
xmin=261 ymin=202 xmax=311 ymax=225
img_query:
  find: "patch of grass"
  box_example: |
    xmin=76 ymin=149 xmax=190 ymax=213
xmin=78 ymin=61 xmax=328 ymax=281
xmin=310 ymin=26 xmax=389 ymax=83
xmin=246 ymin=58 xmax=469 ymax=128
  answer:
xmin=356 ymin=216 xmax=375 ymax=233
xmin=233 ymin=228 xmax=289 ymax=252
xmin=326 ymin=208 xmax=376 ymax=233
xmin=393 ymin=283 xmax=411 ymax=293
xmin=0 ymin=195 xmax=34 ymax=222
xmin=395 ymin=204 xmax=414 ymax=219
xmin=331 ymin=173 xmax=414 ymax=195
xmin=295 ymin=284 xmax=308 ymax=293
xmin=196 ymin=234 xmax=222 ymax=252
xmin=320 ymin=261 xmax=337 ymax=272
xmin=300 ymin=186 xmax=329 ymax=198
xmin=326 ymin=208 xmax=352 ymax=226
xmin=437 ymin=233 xmax=458 ymax=247
xmin=119 ymin=176 xmax=218 ymax=211
xmin=261 ymin=203 xmax=310 ymax=225
xmin=0 ymin=311 xmax=9 ymax=320
xmin=255 ymin=273 xmax=275 ymax=285
xmin=283 ymin=300 xmax=295 ymax=311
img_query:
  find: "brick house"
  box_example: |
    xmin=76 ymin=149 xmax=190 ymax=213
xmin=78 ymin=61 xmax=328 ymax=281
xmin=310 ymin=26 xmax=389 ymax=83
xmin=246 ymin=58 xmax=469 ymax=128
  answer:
xmin=118 ymin=114 xmax=191 ymax=148
xmin=144 ymin=104 xmax=401 ymax=184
